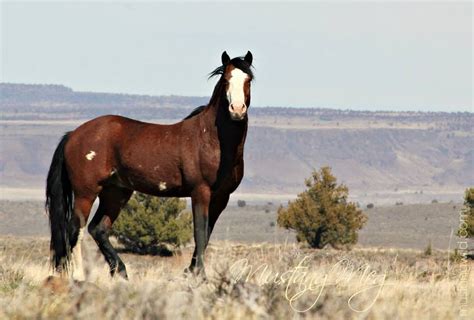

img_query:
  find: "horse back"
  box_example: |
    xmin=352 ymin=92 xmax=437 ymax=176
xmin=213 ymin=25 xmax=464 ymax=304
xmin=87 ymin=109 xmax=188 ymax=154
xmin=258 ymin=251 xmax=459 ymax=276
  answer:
xmin=64 ymin=115 xmax=187 ymax=195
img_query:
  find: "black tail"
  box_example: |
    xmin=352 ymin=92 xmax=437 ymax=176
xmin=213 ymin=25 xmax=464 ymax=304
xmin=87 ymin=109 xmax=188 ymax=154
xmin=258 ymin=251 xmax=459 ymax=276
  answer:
xmin=45 ymin=133 xmax=74 ymax=272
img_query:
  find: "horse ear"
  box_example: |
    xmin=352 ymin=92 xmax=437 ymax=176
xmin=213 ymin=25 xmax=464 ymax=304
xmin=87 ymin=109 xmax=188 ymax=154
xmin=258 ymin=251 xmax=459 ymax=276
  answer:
xmin=244 ymin=51 xmax=253 ymax=65
xmin=221 ymin=51 xmax=231 ymax=65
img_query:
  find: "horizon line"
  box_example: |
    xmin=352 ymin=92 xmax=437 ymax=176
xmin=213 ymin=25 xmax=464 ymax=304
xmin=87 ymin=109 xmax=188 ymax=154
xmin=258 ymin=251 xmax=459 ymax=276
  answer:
xmin=1 ymin=81 xmax=472 ymax=114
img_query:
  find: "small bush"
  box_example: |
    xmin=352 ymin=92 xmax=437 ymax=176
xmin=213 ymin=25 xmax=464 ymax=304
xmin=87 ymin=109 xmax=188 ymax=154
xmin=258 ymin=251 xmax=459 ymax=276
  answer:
xmin=457 ymin=188 xmax=474 ymax=239
xmin=0 ymin=267 xmax=24 ymax=293
xmin=237 ymin=200 xmax=246 ymax=207
xmin=277 ymin=167 xmax=367 ymax=249
xmin=395 ymin=201 xmax=404 ymax=206
xmin=424 ymin=242 xmax=432 ymax=256
xmin=449 ymin=249 xmax=463 ymax=263
xmin=112 ymin=192 xmax=192 ymax=254
xmin=367 ymin=203 xmax=374 ymax=209
xmin=431 ymin=199 xmax=438 ymax=204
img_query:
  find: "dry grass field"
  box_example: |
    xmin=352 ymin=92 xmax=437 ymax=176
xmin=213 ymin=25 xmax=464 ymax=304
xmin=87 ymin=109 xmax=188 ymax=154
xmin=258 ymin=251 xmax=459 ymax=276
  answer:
xmin=0 ymin=235 xmax=472 ymax=319
xmin=0 ymin=194 xmax=471 ymax=319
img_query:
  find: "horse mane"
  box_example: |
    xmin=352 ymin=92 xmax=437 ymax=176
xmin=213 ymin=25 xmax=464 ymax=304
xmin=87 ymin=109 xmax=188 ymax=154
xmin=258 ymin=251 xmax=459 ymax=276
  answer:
xmin=184 ymin=105 xmax=207 ymax=120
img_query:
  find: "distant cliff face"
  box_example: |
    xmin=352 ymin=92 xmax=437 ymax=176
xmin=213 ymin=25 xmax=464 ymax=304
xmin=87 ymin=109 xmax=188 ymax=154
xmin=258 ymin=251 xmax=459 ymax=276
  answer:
xmin=1 ymin=83 xmax=473 ymax=201
xmin=242 ymin=126 xmax=472 ymax=193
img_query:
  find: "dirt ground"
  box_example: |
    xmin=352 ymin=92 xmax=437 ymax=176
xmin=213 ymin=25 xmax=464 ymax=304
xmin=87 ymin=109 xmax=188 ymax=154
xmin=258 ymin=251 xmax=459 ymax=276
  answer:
xmin=0 ymin=200 xmax=469 ymax=250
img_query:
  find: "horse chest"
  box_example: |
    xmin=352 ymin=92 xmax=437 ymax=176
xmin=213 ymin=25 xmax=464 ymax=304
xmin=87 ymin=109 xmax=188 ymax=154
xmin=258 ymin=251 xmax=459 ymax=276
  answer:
xmin=218 ymin=160 xmax=244 ymax=193
xmin=211 ymin=155 xmax=244 ymax=193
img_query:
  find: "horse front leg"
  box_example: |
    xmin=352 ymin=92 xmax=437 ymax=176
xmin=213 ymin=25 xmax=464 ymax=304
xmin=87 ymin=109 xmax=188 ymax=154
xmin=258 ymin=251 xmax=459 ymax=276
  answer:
xmin=187 ymin=185 xmax=211 ymax=276
xmin=206 ymin=194 xmax=230 ymax=246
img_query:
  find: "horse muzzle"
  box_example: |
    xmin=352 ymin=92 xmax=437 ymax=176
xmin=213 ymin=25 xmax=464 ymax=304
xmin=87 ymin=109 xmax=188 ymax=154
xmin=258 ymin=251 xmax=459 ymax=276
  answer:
xmin=229 ymin=103 xmax=247 ymax=121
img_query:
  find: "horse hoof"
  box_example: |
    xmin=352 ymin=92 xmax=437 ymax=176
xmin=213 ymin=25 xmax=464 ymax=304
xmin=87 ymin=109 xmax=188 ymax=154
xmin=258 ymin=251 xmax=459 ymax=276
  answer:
xmin=111 ymin=268 xmax=129 ymax=280
xmin=183 ymin=266 xmax=206 ymax=280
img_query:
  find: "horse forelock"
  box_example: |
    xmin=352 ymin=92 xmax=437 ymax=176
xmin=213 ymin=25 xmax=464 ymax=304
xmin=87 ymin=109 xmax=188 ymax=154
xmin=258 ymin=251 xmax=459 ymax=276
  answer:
xmin=208 ymin=57 xmax=254 ymax=80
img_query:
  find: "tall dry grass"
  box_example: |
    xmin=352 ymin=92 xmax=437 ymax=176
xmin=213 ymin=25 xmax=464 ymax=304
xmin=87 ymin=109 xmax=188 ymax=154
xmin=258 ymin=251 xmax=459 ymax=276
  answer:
xmin=0 ymin=236 xmax=472 ymax=319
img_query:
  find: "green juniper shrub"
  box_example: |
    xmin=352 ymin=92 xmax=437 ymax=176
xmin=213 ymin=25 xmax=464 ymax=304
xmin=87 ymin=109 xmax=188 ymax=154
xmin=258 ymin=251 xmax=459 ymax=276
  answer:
xmin=457 ymin=187 xmax=474 ymax=259
xmin=458 ymin=187 xmax=474 ymax=238
xmin=112 ymin=192 xmax=192 ymax=255
xmin=277 ymin=167 xmax=367 ymax=249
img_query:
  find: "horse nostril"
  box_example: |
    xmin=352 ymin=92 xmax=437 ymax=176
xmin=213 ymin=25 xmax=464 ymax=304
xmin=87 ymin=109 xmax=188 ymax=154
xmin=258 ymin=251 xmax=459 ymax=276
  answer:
xmin=230 ymin=104 xmax=235 ymax=111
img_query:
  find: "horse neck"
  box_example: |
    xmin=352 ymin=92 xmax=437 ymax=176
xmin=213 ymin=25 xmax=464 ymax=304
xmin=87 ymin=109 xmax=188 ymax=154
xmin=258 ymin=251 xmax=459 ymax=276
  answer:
xmin=203 ymin=80 xmax=248 ymax=153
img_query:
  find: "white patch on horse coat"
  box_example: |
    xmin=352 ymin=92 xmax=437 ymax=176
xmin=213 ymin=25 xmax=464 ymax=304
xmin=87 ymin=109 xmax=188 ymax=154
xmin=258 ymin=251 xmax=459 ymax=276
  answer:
xmin=159 ymin=181 xmax=167 ymax=191
xmin=71 ymin=228 xmax=85 ymax=281
xmin=85 ymin=150 xmax=96 ymax=160
xmin=226 ymin=68 xmax=248 ymax=106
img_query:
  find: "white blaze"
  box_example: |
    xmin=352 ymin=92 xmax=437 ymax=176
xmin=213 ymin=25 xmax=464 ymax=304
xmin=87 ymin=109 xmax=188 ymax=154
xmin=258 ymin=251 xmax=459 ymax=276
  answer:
xmin=226 ymin=68 xmax=248 ymax=107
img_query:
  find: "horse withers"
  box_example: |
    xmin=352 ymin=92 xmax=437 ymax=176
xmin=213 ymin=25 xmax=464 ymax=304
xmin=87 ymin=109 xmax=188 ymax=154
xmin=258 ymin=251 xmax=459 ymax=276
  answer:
xmin=45 ymin=51 xmax=254 ymax=278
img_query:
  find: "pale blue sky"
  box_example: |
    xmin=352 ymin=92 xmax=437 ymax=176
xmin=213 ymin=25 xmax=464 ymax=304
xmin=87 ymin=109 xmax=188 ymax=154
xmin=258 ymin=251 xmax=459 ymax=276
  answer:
xmin=1 ymin=1 xmax=472 ymax=111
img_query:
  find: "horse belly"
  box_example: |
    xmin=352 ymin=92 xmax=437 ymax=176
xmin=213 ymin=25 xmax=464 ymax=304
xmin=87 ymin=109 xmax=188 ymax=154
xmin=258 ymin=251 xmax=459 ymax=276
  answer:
xmin=115 ymin=163 xmax=185 ymax=196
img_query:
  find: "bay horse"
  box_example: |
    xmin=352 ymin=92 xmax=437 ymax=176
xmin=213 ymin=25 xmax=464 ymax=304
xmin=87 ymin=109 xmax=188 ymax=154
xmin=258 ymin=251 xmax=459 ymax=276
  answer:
xmin=45 ymin=51 xmax=254 ymax=278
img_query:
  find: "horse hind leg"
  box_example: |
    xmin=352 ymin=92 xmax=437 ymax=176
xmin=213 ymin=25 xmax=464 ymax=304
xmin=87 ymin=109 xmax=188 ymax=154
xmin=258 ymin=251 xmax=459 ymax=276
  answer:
xmin=88 ymin=186 xmax=132 ymax=278
xmin=69 ymin=196 xmax=95 ymax=281
xmin=70 ymin=227 xmax=85 ymax=280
